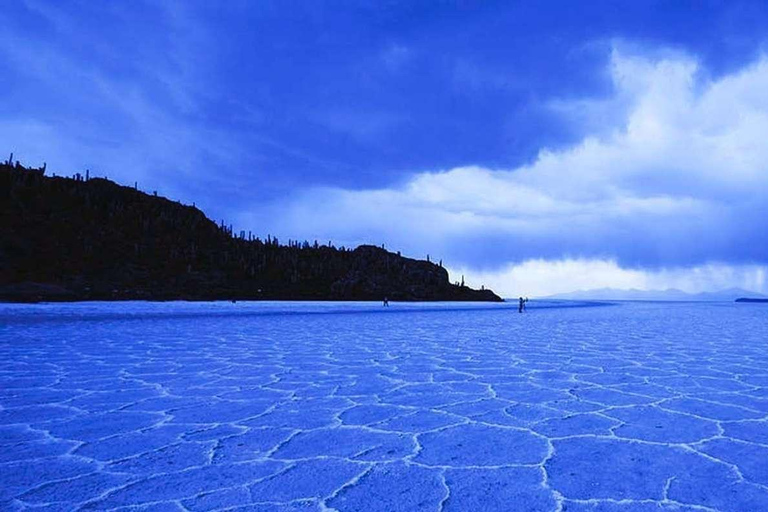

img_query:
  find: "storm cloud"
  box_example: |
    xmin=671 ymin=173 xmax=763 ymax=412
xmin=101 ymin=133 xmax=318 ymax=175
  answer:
xmin=250 ymin=50 xmax=768 ymax=293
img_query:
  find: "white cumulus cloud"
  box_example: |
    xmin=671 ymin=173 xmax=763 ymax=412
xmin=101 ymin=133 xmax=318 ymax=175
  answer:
xmin=247 ymin=47 xmax=768 ymax=294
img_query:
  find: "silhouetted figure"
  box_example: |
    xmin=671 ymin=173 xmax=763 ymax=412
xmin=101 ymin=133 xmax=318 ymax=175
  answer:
xmin=383 ymin=297 xmax=389 ymax=307
xmin=519 ymin=297 xmax=524 ymax=313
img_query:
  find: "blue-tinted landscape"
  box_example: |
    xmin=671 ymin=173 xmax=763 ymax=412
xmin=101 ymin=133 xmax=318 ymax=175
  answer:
xmin=3 ymin=2 xmax=768 ymax=510
xmin=2 ymin=301 xmax=767 ymax=511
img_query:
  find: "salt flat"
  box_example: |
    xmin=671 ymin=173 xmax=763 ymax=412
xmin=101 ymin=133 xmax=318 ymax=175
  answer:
xmin=1 ymin=300 xmax=767 ymax=511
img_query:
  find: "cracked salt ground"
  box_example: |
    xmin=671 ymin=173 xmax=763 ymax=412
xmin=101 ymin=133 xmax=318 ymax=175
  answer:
xmin=1 ymin=301 xmax=768 ymax=511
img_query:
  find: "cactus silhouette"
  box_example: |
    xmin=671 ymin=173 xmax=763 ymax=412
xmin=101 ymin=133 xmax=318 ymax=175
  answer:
xmin=0 ymin=159 xmax=502 ymax=303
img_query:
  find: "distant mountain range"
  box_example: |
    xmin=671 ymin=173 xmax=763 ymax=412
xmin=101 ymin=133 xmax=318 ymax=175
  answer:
xmin=544 ymin=287 xmax=767 ymax=302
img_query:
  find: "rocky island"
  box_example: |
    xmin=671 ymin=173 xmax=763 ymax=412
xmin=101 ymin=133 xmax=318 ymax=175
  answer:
xmin=0 ymin=160 xmax=502 ymax=303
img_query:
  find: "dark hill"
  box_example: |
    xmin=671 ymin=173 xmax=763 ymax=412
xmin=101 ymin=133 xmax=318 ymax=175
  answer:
xmin=0 ymin=161 xmax=502 ymax=303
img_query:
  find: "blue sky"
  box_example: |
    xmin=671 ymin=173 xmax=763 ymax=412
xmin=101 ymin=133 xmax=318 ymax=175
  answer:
xmin=3 ymin=0 xmax=768 ymax=295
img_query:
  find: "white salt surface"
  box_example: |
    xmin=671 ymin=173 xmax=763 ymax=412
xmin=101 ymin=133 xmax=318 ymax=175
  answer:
xmin=1 ymin=300 xmax=767 ymax=511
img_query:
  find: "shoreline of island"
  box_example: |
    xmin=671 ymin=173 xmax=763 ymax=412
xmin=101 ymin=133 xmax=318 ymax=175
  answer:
xmin=0 ymin=281 xmax=504 ymax=304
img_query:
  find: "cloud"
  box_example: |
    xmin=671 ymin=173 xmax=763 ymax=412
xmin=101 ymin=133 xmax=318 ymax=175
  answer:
xmin=255 ymin=47 xmax=768 ymax=286
xmin=447 ymin=259 xmax=768 ymax=297
xmin=0 ymin=1 xmax=266 ymax=214
xmin=4 ymin=2 xmax=767 ymax=297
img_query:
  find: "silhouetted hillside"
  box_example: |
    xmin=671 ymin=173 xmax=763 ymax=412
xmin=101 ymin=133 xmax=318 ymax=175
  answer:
xmin=0 ymin=161 xmax=502 ymax=302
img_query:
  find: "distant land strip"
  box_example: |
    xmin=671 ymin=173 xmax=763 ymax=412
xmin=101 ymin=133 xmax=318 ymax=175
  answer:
xmin=0 ymin=160 xmax=502 ymax=303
